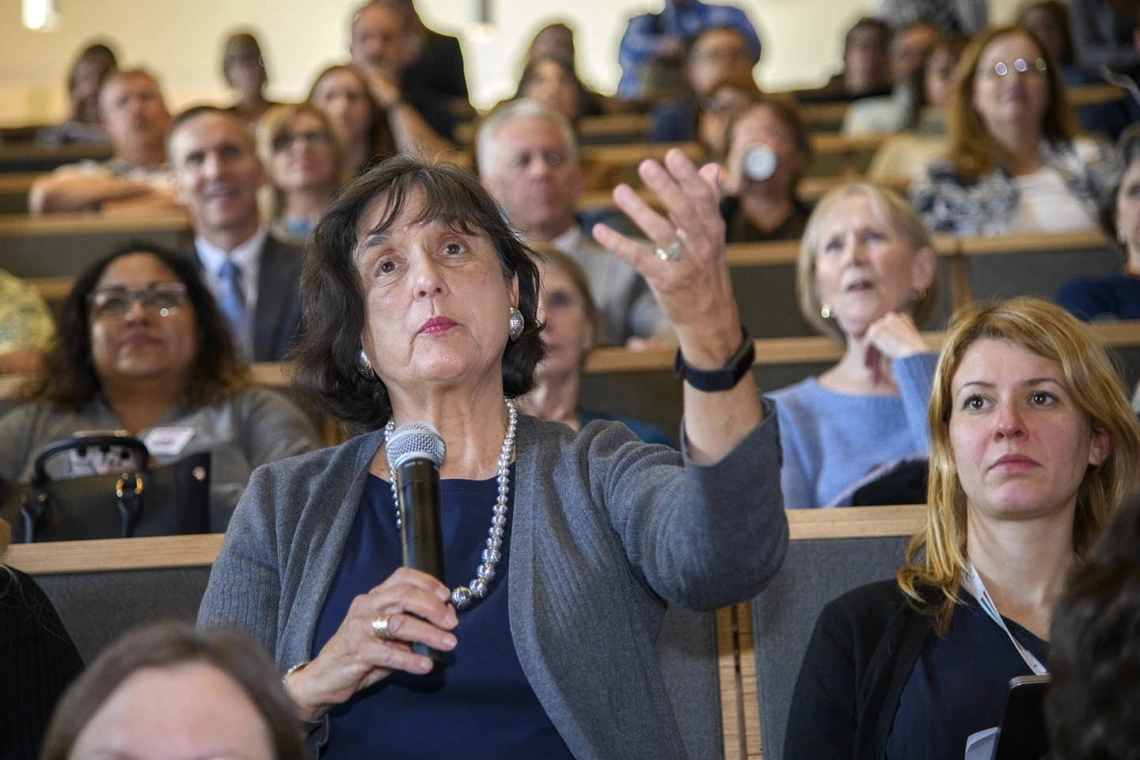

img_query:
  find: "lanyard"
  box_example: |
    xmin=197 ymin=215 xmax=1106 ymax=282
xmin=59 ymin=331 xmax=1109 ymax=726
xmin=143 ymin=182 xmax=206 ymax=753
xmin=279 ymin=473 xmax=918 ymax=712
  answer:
xmin=960 ymin=562 xmax=1049 ymax=676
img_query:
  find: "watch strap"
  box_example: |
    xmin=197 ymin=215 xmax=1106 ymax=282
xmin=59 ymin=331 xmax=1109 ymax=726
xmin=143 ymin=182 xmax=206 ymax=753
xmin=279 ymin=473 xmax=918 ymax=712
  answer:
xmin=673 ymin=327 xmax=755 ymax=392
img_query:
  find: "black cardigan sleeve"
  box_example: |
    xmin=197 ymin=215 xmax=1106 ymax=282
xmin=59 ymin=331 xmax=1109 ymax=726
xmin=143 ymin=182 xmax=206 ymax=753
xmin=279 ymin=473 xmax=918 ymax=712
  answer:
xmin=784 ymin=592 xmax=863 ymax=759
xmin=0 ymin=567 xmax=84 ymax=760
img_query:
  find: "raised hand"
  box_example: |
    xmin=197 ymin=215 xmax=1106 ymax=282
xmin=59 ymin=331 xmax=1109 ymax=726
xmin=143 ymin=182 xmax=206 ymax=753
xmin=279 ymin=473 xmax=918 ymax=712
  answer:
xmin=593 ymin=149 xmax=742 ymax=369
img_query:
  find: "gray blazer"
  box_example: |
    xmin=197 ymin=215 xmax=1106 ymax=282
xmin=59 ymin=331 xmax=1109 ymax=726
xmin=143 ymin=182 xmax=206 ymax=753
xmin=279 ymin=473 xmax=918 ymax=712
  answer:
xmin=198 ymin=410 xmax=788 ymax=758
xmin=191 ymin=234 xmax=304 ymax=363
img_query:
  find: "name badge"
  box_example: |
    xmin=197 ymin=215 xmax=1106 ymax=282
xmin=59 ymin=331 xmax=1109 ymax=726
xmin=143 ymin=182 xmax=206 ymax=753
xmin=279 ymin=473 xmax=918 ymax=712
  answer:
xmin=144 ymin=426 xmax=196 ymax=457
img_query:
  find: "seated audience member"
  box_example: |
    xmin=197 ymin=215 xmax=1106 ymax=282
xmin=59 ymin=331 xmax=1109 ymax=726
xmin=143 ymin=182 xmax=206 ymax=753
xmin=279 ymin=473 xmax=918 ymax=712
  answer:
xmin=220 ymin=31 xmax=281 ymax=126
xmin=0 ymin=518 xmax=84 ymax=759
xmin=198 ymin=153 xmax=787 ymax=759
xmin=523 ymin=23 xmax=607 ymax=118
xmin=1020 ymin=0 xmax=1133 ymax=140
xmin=648 ymin=25 xmax=760 ymax=144
xmin=798 ymin=17 xmax=893 ymax=104
xmin=616 ymin=0 xmax=761 ymax=100
xmin=40 ymin=622 xmax=305 ymax=760
xmin=520 ymin=244 xmax=673 ymax=445
xmin=1069 ymin=0 xmax=1140 ymax=70
xmin=785 ymin=297 xmax=1140 ymax=759
xmin=1057 ymin=127 xmax=1140 ymax=320
xmin=877 ymin=0 xmax=988 ymax=35
xmin=258 ymin=104 xmax=346 ymax=243
xmin=0 ymin=270 xmax=55 ymax=375
xmin=867 ymin=34 xmax=967 ymax=181
xmin=1047 ymin=492 xmax=1140 ymax=760
xmin=309 ymin=64 xmax=396 ymax=176
xmin=29 ymin=69 xmax=178 ymax=216
xmin=772 ymin=183 xmax=938 ymax=509
xmin=719 ymin=98 xmax=814 ymax=242
xmin=168 ymin=106 xmax=304 ymax=362
xmin=695 ymin=78 xmax=762 ymax=159
xmin=477 ymin=99 xmax=670 ymax=347
xmin=36 ymin=41 xmax=118 ymax=147
xmin=515 ymin=56 xmax=591 ymax=125
xmin=390 ymin=0 xmax=473 ymax=121
xmin=843 ymin=20 xmax=939 ymax=135
xmin=911 ymin=25 xmax=1118 ymax=236
xmin=0 ymin=244 xmax=320 ymax=532
xmin=348 ymin=0 xmax=459 ymax=152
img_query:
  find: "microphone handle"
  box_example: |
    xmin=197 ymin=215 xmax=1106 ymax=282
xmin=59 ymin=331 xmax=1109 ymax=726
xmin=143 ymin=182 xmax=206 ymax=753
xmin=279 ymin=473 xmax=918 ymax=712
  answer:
xmin=397 ymin=458 xmax=447 ymax=664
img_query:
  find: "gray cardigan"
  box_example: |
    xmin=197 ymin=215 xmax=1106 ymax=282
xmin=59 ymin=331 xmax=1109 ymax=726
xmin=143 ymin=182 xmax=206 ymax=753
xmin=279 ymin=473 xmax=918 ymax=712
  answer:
xmin=198 ymin=409 xmax=788 ymax=759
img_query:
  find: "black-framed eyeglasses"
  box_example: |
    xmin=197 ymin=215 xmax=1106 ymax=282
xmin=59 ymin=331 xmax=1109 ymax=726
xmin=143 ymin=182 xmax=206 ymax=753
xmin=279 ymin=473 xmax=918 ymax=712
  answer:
xmin=88 ymin=283 xmax=189 ymax=319
xmin=272 ymin=130 xmax=333 ymax=152
xmin=982 ymin=57 xmax=1048 ymax=77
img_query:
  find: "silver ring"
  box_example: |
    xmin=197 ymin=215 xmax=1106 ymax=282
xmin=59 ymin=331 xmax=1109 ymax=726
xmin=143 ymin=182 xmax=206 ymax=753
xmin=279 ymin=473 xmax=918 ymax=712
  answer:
xmin=372 ymin=614 xmax=393 ymax=640
xmin=655 ymin=240 xmax=684 ymax=262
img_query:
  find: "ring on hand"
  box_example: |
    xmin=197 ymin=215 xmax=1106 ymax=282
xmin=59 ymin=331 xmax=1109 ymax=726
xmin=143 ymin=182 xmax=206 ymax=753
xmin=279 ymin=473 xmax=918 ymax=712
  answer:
xmin=655 ymin=240 xmax=684 ymax=262
xmin=372 ymin=614 xmax=394 ymax=640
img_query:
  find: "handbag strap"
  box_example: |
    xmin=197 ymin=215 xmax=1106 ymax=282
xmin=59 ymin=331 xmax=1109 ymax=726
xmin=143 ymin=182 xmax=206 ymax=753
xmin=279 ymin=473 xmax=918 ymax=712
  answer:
xmin=116 ymin=472 xmax=145 ymax=538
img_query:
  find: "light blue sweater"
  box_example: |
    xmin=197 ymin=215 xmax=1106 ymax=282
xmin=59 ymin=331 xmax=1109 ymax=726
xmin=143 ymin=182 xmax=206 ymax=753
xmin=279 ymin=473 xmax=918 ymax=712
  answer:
xmin=770 ymin=353 xmax=938 ymax=509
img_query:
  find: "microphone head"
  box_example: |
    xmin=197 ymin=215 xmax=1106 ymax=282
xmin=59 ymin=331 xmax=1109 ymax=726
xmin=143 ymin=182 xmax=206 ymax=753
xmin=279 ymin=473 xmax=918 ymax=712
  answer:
xmin=386 ymin=421 xmax=446 ymax=470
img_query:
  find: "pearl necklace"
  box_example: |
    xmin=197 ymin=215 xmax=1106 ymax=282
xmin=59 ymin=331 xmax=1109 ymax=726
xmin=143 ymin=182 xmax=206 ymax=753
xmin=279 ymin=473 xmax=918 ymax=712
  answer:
xmin=384 ymin=399 xmax=518 ymax=611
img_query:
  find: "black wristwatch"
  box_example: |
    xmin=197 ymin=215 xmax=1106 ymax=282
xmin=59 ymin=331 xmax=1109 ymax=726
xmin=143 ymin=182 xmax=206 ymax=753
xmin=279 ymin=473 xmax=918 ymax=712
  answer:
xmin=673 ymin=327 xmax=755 ymax=392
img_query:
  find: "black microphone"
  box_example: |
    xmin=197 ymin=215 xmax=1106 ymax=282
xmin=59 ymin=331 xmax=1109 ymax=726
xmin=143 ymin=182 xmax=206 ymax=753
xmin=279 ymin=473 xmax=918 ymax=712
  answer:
xmin=386 ymin=421 xmax=447 ymax=665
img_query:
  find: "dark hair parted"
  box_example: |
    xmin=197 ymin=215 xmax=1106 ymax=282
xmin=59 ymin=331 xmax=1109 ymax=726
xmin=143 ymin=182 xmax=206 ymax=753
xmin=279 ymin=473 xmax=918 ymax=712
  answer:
xmin=27 ymin=241 xmax=249 ymax=411
xmin=1047 ymin=493 xmax=1140 ymax=760
xmin=40 ymin=621 xmax=305 ymax=760
xmin=292 ymin=156 xmax=543 ymax=431
xmin=1099 ymin=124 xmax=1140 ymax=257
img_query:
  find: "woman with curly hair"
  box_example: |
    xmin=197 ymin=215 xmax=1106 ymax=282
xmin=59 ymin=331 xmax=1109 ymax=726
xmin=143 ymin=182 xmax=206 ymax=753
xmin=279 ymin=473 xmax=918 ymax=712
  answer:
xmin=0 ymin=242 xmax=320 ymax=531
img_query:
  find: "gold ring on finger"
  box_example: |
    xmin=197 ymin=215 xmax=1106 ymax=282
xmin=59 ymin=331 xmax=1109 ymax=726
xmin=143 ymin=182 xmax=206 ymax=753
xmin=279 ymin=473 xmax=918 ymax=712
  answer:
xmin=372 ymin=614 xmax=394 ymax=640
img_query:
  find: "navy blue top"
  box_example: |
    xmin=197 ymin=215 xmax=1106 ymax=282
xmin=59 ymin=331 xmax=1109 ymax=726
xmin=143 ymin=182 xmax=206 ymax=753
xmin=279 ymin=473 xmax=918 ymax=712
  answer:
xmin=579 ymin=408 xmax=675 ymax=447
xmin=648 ymin=97 xmax=698 ymax=144
xmin=311 ymin=466 xmax=574 ymax=759
xmin=1056 ymin=268 xmax=1140 ymax=321
xmin=886 ymin=594 xmax=1049 ymax=760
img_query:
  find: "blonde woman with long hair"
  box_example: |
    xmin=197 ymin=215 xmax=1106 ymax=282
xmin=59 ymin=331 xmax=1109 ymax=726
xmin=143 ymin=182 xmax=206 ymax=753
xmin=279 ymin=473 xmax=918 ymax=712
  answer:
xmin=785 ymin=297 xmax=1140 ymax=760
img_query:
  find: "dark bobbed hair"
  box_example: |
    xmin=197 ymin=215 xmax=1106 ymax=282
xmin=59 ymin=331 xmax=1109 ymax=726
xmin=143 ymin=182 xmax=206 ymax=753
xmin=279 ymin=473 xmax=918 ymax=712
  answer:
xmin=68 ymin=41 xmax=119 ymax=95
xmin=28 ymin=241 xmax=249 ymax=411
xmin=1047 ymin=493 xmax=1140 ymax=759
xmin=40 ymin=621 xmax=305 ymax=760
xmin=292 ymin=156 xmax=543 ymax=431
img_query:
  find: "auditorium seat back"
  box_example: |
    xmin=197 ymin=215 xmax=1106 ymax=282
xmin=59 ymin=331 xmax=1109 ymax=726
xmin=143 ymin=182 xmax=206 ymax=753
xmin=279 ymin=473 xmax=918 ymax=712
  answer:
xmin=750 ymin=532 xmax=911 ymax=760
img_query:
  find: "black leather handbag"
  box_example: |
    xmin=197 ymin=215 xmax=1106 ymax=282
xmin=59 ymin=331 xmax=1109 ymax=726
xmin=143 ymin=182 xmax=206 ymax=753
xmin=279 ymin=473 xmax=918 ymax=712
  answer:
xmin=0 ymin=435 xmax=211 ymax=543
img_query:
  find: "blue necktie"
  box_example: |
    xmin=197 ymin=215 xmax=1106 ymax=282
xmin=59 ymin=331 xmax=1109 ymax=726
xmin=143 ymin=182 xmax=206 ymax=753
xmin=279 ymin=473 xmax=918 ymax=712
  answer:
xmin=218 ymin=259 xmax=250 ymax=357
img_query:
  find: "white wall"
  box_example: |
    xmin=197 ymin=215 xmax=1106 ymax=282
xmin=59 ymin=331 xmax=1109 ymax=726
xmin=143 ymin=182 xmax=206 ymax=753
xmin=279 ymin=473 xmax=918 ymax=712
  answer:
xmin=0 ymin=0 xmax=1025 ymax=124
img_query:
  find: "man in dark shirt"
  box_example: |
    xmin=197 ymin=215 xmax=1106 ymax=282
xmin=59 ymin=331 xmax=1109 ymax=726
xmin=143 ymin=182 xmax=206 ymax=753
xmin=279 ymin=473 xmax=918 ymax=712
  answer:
xmin=349 ymin=0 xmax=469 ymax=146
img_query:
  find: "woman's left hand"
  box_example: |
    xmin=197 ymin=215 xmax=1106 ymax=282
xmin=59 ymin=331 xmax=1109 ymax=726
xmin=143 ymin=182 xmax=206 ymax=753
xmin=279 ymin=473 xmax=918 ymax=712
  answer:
xmin=593 ymin=149 xmax=743 ymax=369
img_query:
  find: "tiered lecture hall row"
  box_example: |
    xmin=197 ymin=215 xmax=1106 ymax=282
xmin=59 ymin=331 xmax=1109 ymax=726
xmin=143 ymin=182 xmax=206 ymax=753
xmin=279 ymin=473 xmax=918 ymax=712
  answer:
xmin=1 ymin=83 xmax=1137 ymax=760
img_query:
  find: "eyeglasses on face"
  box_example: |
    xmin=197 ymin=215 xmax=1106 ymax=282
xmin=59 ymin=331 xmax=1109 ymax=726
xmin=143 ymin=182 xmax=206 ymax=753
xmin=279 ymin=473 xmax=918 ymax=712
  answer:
xmin=272 ymin=130 xmax=333 ymax=152
xmin=981 ymin=57 xmax=1048 ymax=77
xmin=88 ymin=283 xmax=189 ymax=319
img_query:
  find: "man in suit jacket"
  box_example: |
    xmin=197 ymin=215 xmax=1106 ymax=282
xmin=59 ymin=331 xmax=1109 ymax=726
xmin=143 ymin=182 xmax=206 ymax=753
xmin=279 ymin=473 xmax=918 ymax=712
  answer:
xmin=167 ymin=106 xmax=303 ymax=363
xmin=477 ymin=99 xmax=670 ymax=348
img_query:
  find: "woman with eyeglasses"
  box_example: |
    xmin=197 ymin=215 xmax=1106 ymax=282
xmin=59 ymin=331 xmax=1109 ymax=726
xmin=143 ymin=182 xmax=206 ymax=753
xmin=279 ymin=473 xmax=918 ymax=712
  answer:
xmin=910 ymin=24 xmax=1119 ymax=236
xmin=0 ymin=243 xmax=321 ymax=532
xmin=258 ymin=104 xmax=347 ymax=243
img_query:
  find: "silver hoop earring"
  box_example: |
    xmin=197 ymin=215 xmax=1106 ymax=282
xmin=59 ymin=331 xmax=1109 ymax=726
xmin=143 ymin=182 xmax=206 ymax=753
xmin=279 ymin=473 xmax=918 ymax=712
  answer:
xmin=508 ymin=305 xmax=525 ymax=341
xmin=356 ymin=348 xmax=376 ymax=380
xmin=820 ymin=303 xmax=833 ymax=320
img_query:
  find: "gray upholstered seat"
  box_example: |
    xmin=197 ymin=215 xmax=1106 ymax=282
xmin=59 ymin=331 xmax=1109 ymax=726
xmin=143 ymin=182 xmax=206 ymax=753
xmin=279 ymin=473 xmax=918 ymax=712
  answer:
xmin=751 ymin=534 xmax=910 ymax=760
